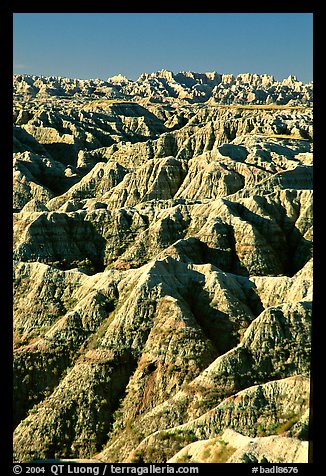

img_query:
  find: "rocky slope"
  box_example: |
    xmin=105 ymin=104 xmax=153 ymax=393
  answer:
xmin=14 ymin=70 xmax=313 ymax=105
xmin=13 ymin=71 xmax=313 ymax=463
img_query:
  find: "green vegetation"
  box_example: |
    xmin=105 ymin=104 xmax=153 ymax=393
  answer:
xmin=48 ymin=257 xmax=99 ymax=274
xmin=274 ymin=414 xmax=302 ymax=435
xmin=257 ymin=133 xmax=310 ymax=141
xmin=83 ymin=99 xmax=138 ymax=109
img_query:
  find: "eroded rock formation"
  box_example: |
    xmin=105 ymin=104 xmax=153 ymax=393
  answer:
xmin=13 ymin=71 xmax=313 ymax=463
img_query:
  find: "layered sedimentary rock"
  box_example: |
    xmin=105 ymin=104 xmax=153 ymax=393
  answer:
xmin=13 ymin=71 xmax=313 ymax=464
xmin=168 ymin=428 xmax=309 ymax=463
xmin=14 ymin=70 xmax=313 ymax=105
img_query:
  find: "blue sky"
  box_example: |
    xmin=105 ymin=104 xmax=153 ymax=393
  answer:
xmin=13 ymin=13 xmax=313 ymax=83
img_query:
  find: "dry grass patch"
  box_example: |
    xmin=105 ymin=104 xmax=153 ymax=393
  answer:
xmin=82 ymin=99 xmax=138 ymax=110
xmin=209 ymin=440 xmax=237 ymax=463
xmin=212 ymin=104 xmax=311 ymax=111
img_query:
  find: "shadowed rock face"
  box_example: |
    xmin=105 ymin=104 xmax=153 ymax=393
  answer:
xmin=13 ymin=71 xmax=313 ymax=464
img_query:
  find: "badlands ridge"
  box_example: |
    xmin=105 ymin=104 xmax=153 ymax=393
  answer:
xmin=13 ymin=70 xmax=313 ymax=463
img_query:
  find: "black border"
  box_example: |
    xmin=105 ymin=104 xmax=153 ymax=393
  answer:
xmin=6 ymin=3 xmax=321 ymax=472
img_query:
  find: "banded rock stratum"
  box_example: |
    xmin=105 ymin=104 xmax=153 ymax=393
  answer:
xmin=13 ymin=71 xmax=313 ymax=463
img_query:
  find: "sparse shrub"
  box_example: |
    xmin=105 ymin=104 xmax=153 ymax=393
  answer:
xmin=210 ymin=441 xmax=237 ymax=462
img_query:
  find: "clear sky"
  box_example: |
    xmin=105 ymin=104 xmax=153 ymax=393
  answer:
xmin=13 ymin=13 xmax=313 ymax=83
